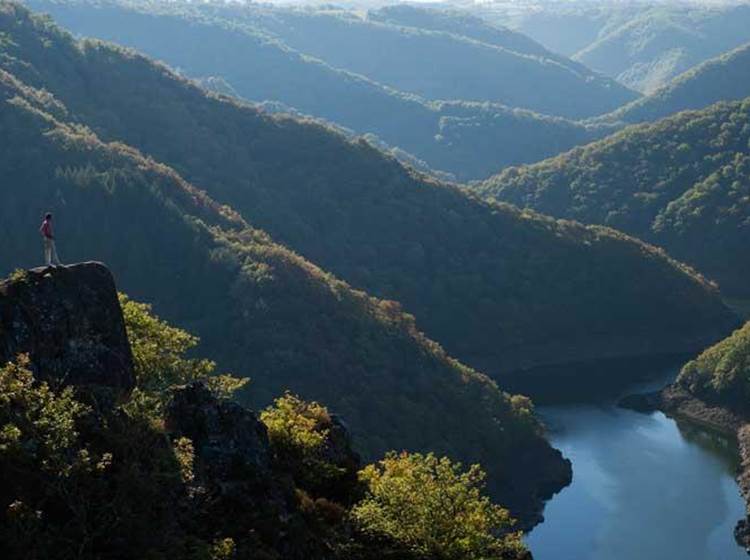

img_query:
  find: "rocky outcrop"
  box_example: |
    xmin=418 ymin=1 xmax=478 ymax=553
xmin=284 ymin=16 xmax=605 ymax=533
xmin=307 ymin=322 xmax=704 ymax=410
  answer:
xmin=165 ymin=382 xmax=364 ymax=559
xmin=0 ymin=263 xmax=135 ymax=398
xmin=165 ymin=382 xmax=300 ymax=553
xmin=497 ymin=439 xmax=572 ymax=531
xmin=620 ymin=385 xmax=745 ymax=433
xmin=166 ymin=382 xmax=273 ymax=477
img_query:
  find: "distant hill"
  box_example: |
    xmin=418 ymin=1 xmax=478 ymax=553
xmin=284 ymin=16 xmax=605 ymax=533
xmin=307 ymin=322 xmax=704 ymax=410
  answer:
xmin=0 ymin=57 xmax=574 ymax=525
xmin=482 ymin=3 xmax=750 ymax=95
xmin=485 ymin=3 xmax=639 ymax=57
xmin=574 ymin=4 xmax=750 ymax=94
xmin=183 ymin=1 xmax=638 ymax=119
xmin=479 ymin=99 xmax=750 ymax=299
xmin=598 ymin=42 xmax=750 ymax=124
xmin=368 ymin=4 xmax=577 ymax=67
xmin=21 ymin=0 xmax=612 ymax=181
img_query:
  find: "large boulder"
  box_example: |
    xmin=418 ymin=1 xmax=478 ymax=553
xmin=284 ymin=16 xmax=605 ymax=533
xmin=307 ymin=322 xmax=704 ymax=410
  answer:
xmin=165 ymin=382 xmax=317 ymax=557
xmin=166 ymin=381 xmax=273 ymax=479
xmin=0 ymin=262 xmax=135 ymax=397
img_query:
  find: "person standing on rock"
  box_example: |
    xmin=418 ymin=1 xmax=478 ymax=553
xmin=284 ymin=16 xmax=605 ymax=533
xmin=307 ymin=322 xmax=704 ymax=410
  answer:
xmin=40 ymin=212 xmax=63 ymax=267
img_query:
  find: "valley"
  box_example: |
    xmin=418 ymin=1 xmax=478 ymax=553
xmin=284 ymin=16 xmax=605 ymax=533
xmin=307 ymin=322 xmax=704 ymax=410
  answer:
xmin=1 ymin=0 xmax=750 ymax=558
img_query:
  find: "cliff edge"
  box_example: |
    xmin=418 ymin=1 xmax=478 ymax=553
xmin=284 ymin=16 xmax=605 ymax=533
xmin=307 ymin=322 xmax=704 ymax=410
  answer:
xmin=0 ymin=263 xmax=135 ymax=398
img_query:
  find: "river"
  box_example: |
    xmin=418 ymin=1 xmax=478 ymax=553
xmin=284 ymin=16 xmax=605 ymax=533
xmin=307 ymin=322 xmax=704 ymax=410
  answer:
xmin=527 ymin=368 xmax=748 ymax=560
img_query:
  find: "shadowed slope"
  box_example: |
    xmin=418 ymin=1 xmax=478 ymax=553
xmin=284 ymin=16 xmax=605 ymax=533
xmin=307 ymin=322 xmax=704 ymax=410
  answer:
xmin=480 ymin=99 xmax=750 ymax=298
xmin=0 ymin=66 xmax=572 ymax=524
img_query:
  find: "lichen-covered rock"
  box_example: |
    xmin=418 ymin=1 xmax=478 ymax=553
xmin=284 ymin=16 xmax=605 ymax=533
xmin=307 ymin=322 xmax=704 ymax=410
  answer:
xmin=0 ymin=262 xmax=135 ymax=398
xmin=165 ymin=383 xmax=313 ymax=557
xmin=166 ymin=381 xmax=273 ymax=479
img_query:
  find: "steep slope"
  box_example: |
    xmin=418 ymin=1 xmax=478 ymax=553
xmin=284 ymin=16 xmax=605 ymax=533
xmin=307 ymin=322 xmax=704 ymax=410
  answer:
xmin=368 ymin=3 xmax=625 ymax=90
xmin=573 ymin=4 xmax=750 ymax=94
xmin=479 ymin=3 xmax=638 ymax=58
xmin=368 ymin=5 xmax=569 ymax=63
xmin=480 ymin=99 xmax=750 ymax=298
xmin=0 ymin=263 xmax=135 ymax=395
xmin=0 ymin=65 xmax=572 ymax=524
xmin=0 ymin=264 xmax=505 ymax=560
xmin=0 ymin=2 xmax=737 ymax=381
xmin=600 ymin=42 xmax=750 ymax=125
xmin=676 ymin=321 xmax=750 ymax=411
xmin=21 ymin=0 xmax=609 ymax=181
xmin=187 ymin=1 xmax=638 ymax=119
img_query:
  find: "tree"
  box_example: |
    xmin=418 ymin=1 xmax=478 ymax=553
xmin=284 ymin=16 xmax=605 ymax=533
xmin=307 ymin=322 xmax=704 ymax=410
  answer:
xmin=261 ymin=393 xmax=353 ymax=500
xmin=119 ymin=294 xmax=247 ymax=415
xmin=351 ymin=452 xmax=527 ymax=560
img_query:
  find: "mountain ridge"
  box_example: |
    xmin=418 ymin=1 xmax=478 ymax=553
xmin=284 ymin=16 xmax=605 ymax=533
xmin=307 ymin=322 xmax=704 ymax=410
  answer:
xmin=20 ymin=0 xmax=618 ymax=181
xmin=479 ymin=97 xmax=750 ymax=298
xmin=596 ymin=41 xmax=750 ymax=124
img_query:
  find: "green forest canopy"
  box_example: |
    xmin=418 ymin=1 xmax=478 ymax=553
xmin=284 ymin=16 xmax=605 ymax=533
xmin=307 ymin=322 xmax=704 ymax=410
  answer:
xmin=479 ymin=98 xmax=750 ymax=299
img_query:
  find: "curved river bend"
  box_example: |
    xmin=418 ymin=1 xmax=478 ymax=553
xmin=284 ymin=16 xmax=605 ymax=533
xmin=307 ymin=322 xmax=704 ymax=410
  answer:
xmin=527 ymin=371 xmax=748 ymax=560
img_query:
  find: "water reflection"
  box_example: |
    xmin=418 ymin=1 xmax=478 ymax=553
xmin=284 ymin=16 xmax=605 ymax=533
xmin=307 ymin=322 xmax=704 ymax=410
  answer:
xmin=527 ymin=394 xmax=747 ymax=560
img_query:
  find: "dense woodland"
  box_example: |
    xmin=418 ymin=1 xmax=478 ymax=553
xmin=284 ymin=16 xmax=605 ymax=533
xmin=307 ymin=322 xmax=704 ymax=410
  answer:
xmin=2 ymin=0 xmax=750 ymax=556
xmin=677 ymin=321 xmax=750 ymax=411
xmin=601 ymin=42 xmax=750 ymax=125
xmin=0 ymin=274 xmax=529 ymax=559
xmin=192 ymin=1 xmax=635 ymax=119
xmin=480 ymin=98 xmax=750 ymax=298
xmin=365 ymin=4 xmax=597 ymax=79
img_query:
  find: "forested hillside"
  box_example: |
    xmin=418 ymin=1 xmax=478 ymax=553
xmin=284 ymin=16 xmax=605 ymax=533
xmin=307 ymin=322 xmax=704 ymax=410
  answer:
xmin=208 ymin=2 xmax=636 ymax=119
xmin=0 ymin=264 xmax=531 ymax=559
xmin=22 ymin=0 xmax=611 ymax=181
xmin=480 ymin=3 xmax=750 ymax=95
xmin=367 ymin=4 xmax=584 ymax=72
xmin=480 ymin=99 xmax=750 ymax=298
xmin=677 ymin=321 xmax=750 ymax=411
xmin=572 ymin=4 xmax=750 ymax=94
xmin=600 ymin=42 xmax=750 ymax=124
xmin=480 ymin=3 xmax=638 ymax=57
xmin=0 ymin=2 xmax=737 ymax=382
xmin=0 ymin=64 xmax=574 ymax=523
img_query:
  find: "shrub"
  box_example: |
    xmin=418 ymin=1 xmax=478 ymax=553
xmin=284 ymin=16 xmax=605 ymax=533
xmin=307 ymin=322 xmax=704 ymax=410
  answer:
xmin=261 ymin=393 xmax=349 ymax=497
xmin=351 ymin=452 xmax=526 ymax=560
xmin=119 ymin=294 xmax=247 ymax=416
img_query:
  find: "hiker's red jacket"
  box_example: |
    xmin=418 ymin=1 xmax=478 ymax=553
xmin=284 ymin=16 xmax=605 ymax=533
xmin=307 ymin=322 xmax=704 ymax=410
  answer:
xmin=40 ymin=220 xmax=53 ymax=239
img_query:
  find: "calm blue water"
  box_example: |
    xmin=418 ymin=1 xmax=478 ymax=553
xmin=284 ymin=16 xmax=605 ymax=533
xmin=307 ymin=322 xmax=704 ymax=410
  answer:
xmin=527 ymin=373 xmax=748 ymax=560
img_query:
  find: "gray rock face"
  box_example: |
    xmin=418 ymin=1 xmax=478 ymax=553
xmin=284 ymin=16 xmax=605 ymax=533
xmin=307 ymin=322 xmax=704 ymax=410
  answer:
xmin=165 ymin=382 xmax=307 ymax=555
xmin=0 ymin=262 xmax=135 ymax=397
xmin=166 ymin=382 xmax=273 ymax=478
